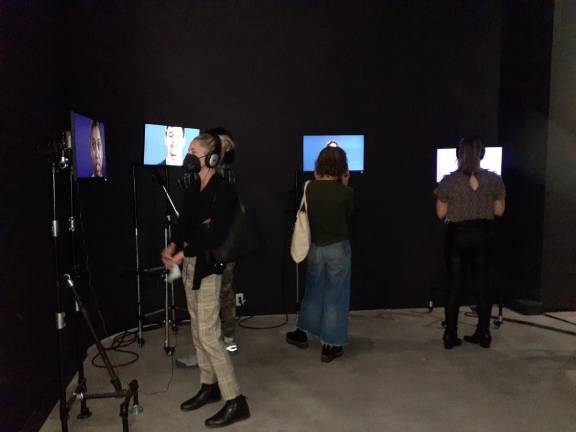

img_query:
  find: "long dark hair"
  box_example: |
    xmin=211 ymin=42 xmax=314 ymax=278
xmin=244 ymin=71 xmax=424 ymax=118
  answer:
xmin=457 ymin=136 xmax=484 ymax=176
xmin=315 ymin=146 xmax=348 ymax=178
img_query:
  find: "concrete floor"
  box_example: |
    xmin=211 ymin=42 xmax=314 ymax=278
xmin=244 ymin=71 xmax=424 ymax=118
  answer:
xmin=40 ymin=309 xmax=576 ymax=432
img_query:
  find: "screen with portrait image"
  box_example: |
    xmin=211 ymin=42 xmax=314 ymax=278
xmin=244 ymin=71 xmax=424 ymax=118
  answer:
xmin=436 ymin=147 xmax=502 ymax=183
xmin=71 ymin=112 xmax=107 ymax=179
xmin=303 ymin=135 xmax=364 ymax=172
xmin=144 ymin=124 xmax=200 ymax=166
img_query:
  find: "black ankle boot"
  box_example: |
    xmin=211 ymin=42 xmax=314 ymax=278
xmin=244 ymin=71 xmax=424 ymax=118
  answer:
xmin=180 ymin=383 xmax=221 ymax=411
xmin=443 ymin=331 xmax=462 ymax=350
xmin=321 ymin=344 xmax=343 ymax=362
xmin=464 ymin=330 xmax=492 ymax=348
xmin=205 ymin=395 xmax=250 ymax=428
xmin=286 ymin=329 xmax=308 ymax=349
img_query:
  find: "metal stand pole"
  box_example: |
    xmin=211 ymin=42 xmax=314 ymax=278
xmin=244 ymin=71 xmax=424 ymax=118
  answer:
xmin=52 ymin=163 xmax=69 ymax=432
xmin=163 ymin=215 xmax=175 ymax=356
xmin=131 ymin=165 xmax=145 ymax=347
xmin=68 ymin=168 xmax=93 ymax=420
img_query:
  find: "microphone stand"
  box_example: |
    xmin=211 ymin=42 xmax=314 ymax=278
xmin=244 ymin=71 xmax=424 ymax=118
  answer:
xmin=131 ymin=164 xmax=145 ymax=347
xmin=152 ymin=167 xmax=180 ymax=356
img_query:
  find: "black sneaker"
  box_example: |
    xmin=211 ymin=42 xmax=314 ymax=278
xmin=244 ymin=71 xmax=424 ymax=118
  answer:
xmin=286 ymin=329 xmax=308 ymax=349
xmin=321 ymin=344 xmax=343 ymax=362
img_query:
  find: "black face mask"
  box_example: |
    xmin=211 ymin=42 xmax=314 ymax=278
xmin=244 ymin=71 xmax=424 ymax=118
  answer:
xmin=183 ymin=153 xmax=201 ymax=174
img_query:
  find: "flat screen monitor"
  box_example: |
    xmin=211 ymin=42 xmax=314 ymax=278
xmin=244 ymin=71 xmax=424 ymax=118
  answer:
xmin=303 ymin=135 xmax=364 ymax=172
xmin=436 ymin=147 xmax=502 ymax=183
xmin=144 ymin=123 xmax=200 ymax=166
xmin=71 ymin=112 xmax=107 ymax=179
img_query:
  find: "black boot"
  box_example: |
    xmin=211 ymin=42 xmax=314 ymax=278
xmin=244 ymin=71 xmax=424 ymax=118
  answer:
xmin=321 ymin=344 xmax=344 ymax=362
xmin=464 ymin=330 xmax=492 ymax=348
xmin=286 ymin=328 xmax=308 ymax=349
xmin=180 ymin=383 xmax=221 ymax=411
xmin=205 ymin=395 xmax=250 ymax=428
xmin=443 ymin=331 xmax=462 ymax=350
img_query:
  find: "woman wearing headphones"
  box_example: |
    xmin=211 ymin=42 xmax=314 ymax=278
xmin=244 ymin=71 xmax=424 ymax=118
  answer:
xmin=436 ymin=137 xmax=506 ymax=350
xmin=162 ymin=133 xmax=250 ymax=427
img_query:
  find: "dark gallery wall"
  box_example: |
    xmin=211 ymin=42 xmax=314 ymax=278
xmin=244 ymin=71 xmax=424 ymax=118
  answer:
xmin=0 ymin=2 xmax=75 ymax=431
xmin=541 ymin=1 xmax=576 ymax=310
xmin=498 ymin=0 xmax=576 ymax=312
xmin=497 ymin=0 xmax=554 ymax=310
xmin=60 ymin=0 xmax=503 ymax=334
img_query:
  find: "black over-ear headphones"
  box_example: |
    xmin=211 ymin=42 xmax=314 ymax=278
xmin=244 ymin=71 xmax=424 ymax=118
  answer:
xmin=204 ymin=132 xmax=222 ymax=169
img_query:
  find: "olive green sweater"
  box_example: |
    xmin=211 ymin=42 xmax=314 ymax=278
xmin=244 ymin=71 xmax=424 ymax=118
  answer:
xmin=305 ymin=180 xmax=353 ymax=246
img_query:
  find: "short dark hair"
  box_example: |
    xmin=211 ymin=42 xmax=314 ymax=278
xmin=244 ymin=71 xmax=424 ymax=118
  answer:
xmin=315 ymin=146 xmax=348 ymax=178
xmin=165 ymin=126 xmax=185 ymax=136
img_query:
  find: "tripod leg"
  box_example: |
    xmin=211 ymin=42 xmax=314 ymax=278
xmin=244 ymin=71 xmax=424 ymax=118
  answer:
xmin=59 ymin=400 xmax=69 ymax=432
xmin=72 ymin=301 xmax=93 ymax=419
xmin=120 ymin=399 xmax=130 ymax=432
xmin=77 ymin=376 xmax=92 ymax=419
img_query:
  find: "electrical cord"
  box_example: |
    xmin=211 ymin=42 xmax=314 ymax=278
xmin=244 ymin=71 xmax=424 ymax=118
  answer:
xmin=544 ymin=313 xmax=576 ymax=327
xmin=500 ymin=317 xmax=576 ymax=337
xmin=141 ymin=332 xmax=177 ymax=396
xmin=91 ymin=329 xmax=140 ymax=368
xmin=238 ymin=314 xmax=288 ymax=330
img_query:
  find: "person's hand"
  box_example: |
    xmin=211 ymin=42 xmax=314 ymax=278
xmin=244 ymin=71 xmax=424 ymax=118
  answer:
xmin=172 ymin=251 xmax=184 ymax=266
xmin=341 ymin=171 xmax=350 ymax=186
xmin=161 ymin=243 xmax=176 ymax=269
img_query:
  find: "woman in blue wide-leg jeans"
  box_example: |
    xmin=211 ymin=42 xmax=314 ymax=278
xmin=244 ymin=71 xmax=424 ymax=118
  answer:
xmin=298 ymin=241 xmax=351 ymax=346
xmin=286 ymin=144 xmax=353 ymax=362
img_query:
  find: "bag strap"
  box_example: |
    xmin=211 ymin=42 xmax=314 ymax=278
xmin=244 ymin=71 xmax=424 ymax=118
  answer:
xmin=299 ymin=180 xmax=311 ymax=212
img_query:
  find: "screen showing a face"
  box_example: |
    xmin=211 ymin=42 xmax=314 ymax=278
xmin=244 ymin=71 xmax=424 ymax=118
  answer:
xmin=303 ymin=135 xmax=364 ymax=172
xmin=436 ymin=147 xmax=502 ymax=182
xmin=72 ymin=112 xmax=107 ymax=179
xmin=144 ymin=124 xmax=200 ymax=166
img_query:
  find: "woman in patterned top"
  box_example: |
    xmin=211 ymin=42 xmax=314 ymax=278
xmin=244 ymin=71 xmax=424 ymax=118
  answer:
xmin=436 ymin=137 xmax=506 ymax=349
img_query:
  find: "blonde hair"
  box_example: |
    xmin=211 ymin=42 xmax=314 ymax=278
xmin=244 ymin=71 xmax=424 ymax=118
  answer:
xmin=193 ymin=133 xmax=219 ymax=153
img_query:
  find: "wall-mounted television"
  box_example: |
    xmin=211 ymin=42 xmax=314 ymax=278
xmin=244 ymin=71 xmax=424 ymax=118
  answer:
xmin=71 ymin=112 xmax=107 ymax=179
xmin=436 ymin=147 xmax=502 ymax=183
xmin=303 ymin=135 xmax=364 ymax=172
xmin=144 ymin=123 xmax=200 ymax=166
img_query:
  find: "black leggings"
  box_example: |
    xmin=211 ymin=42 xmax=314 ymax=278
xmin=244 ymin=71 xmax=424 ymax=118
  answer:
xmin=444 ymin=221 xmax=493 ymax=334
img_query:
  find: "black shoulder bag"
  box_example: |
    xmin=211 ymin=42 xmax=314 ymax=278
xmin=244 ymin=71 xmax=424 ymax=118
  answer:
xmin=210 ymin=184 xmax=259 ymax=263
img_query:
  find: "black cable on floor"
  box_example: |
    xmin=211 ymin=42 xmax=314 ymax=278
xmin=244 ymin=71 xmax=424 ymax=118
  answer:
xmin=501 ymin=317 xmax=576 ymax=337
xmin=544 ymin=313 xmax=576 ymax=327
xmin=142 ymin=332 xmax=177 ymax=396
xmin=238 ymin=314 xmax=288 ymax=330
xmin=91 ymin=329 xmax=140 ymax=368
